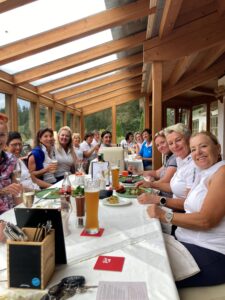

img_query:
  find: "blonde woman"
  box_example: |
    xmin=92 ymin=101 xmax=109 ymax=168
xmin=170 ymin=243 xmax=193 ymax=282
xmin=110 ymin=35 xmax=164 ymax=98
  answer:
xmin=72 ymin=133 xmax=84 ymax=161
xmin=54 ymin=126 xmax=77 ymax=181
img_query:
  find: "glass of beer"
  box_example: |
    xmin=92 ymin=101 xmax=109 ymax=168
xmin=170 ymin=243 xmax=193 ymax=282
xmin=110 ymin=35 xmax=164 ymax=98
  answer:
xmin=111 ymin=161 xmax=120 ymax=190
xmin=84 ymin=178 xmax=100 ymax=234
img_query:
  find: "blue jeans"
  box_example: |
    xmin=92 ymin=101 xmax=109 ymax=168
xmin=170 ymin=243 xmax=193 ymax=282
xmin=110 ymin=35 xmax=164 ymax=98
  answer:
xmin=176 ymin=242 xmax=225 ymax=288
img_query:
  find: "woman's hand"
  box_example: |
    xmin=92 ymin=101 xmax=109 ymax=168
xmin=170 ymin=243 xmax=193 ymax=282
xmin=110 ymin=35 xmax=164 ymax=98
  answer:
xmin=3 ymin=183 xmax=22 ymax=197
xmin=137 ymin=193 xmax=160 ymax=205
xmin=46 ymin=163 xmax=57 ymax=173
xmin=147 ymin=204 xmax=165 ymax=220
xmin=136 ymin=180 xmax=152 ymax=188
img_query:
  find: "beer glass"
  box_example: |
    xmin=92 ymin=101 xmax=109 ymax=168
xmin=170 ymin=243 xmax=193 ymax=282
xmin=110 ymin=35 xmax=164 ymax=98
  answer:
xmin=111 ymin=161 xmax=120 ymax=190
xmin=84 ymin=178 xmax=100 ymax=234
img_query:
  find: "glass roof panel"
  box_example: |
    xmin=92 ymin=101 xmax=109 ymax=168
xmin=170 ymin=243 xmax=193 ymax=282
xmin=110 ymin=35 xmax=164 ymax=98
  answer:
xmin=0 ymin=0 xmax=117 ymax=84
xmin=0 ymin=0 xmax=107 ymax=45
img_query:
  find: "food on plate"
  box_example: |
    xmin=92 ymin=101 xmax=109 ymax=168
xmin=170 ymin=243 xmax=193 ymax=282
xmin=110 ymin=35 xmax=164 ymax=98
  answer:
xmin=115 ymin=185 xmax=126 ymax=193
xmin=107 ymin=195 xmax=119 ymax=204
xmin=116 ymin=186 xmax=146 ymax=196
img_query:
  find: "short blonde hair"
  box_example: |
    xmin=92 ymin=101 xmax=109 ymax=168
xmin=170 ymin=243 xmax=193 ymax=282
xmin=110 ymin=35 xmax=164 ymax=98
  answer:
xmin=164 ymin=123 xmax=191 ymax=139
xmin=72 ymin=132 xmax=81 ymax=141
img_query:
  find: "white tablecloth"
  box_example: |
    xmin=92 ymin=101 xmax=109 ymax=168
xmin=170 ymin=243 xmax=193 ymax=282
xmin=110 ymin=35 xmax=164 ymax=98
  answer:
xmin=0 ymin=175 xmax=179 ymax=300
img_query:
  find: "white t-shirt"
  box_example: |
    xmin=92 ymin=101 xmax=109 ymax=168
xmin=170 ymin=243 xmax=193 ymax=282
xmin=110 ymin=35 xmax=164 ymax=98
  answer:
xmin=170 ymin=154 xmax=196 ymax=199
xmin=176 ymin=160 xmax=225 ymax=255
xmin=55 ymin=147 xmax=75 ymax=178
xmin=74 ymin=146 xmax=83 ymax=160
xmin=20 ymin=159 xmax=40 ymax=190
xmin=42 ymin=146 xmax=57 ymax=184
xmin=80 ymin=141 xmax=97 ymax=161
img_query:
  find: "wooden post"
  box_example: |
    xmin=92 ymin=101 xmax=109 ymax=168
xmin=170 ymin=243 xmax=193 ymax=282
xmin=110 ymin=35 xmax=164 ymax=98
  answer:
xmin=80 ymin=110 xmax=84 ymax=140
xmin=112 ymin=104 xmax=116 ymax=144
xmin=145 ymin=95 xmax=150 ymax=128
xmin=11 ymin=87 xmax=18 ymax=131
xmin=152 ymin=62 xmax=163 ymax=169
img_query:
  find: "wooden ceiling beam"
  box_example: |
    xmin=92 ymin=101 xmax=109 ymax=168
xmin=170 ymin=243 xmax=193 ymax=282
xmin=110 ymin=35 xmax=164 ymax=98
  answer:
xmin=167 ymin=53 xmax=197 ymax=86
xmin=159 ymin=0 xmax=183 ymax=38
xmin=0 ymin=0 xmax=36 ymax=13
xmin=216 ymin=0 xmax=225 ymax=16
xmin=37 ymin=53 xmax=143 ymax=94
xmin=190 ymin=87 xmax=216 ymax=97
xmin=193 ymin=43 xmax=225 ymax=72
xmin=0 ymin=0 xmax=155 ymax=65
xmin=144 ymin=12 xmax=225 ymax=62
xmin=54 ymin=66 xmax=143 ymax=100
xmin=66 ymin=76 xmax=142 ymax=105
xmin=163 ymin=56 xmax=225 ymax=101
xmin=82 ymin=91 xmax=141 ymax=116
xmin=74 ymin=84 xmax=141 ymax=108
xmin=13 ymin=31 xmax=146 ymax=84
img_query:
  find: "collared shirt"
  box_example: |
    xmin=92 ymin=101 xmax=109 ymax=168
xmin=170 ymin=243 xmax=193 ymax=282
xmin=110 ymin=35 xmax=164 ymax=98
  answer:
xmin=0 ymin=151 xmax=17 ymax=214
xmin=139 ymin=141 xmax=152 ymax=168
xmin=170 ymin=154 xmax=196 ymax=199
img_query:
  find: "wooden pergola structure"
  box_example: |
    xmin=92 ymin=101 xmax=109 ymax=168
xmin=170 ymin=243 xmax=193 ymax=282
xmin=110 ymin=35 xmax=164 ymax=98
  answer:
xmin=0 ymin=0 xmax=225 ymax=168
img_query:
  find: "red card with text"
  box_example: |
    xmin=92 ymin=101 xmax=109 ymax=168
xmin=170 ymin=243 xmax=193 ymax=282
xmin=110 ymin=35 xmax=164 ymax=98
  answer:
xmin=94 ymin=255 xmax=125 ymax=272
xmin=80 ymin=228 xmax=104 ymax=237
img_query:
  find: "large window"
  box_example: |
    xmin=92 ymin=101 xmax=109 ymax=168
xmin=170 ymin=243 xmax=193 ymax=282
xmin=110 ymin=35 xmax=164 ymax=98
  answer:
xmin=55 ymin=111 xmax=63 ymax=131
xmin=84 ymin=108 xmax=112 ymax=134
xmin=210 ymin=101 xmax=218 ymax=137
xmin=74 ymin=115 xmax=80 ymax=133
xmin=166 ymin=108 xmax=175 ymax=127
xmin=40 ymin=105 xmax=51 ymax=129
xmin=67 ymin=112 xmax=73 ymax=130
xmin=192 ymin=104 xmax=206 ymax=134
xmin=116 ymin=100 xmax=144 ymax=143
xmin=17 ymin=98 xmax=35 ymax=146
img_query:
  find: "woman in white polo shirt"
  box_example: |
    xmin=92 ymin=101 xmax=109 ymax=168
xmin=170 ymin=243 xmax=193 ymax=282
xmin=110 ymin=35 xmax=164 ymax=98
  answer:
xmin=138 ymin=123 xmax=196 ymax=200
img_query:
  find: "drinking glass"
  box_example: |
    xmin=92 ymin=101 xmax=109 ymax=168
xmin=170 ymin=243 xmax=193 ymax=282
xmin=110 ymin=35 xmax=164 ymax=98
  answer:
xmin=84 ymin=178 xmax=100 ymax=234
xmin=13 ymin=160 xmax=22 ymax=197
xmin=110 ymin=160 xmax=120 ymax=190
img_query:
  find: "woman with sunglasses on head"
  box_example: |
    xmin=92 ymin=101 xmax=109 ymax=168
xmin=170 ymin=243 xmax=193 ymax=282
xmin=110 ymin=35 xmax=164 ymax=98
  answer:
xmin=145 ymin=132 xmax=225 ymax=288
xmin=54 ymin=126 xmax=77 ymax=182
xmin=6 ymin=131 xmax=40 ymax=190
xmin=138 ymin=130 xmax=177 ymax=198
xmin=138 ymin=123 xmax=196 ymax=202
xmin=133 ymin=131 xmax=143 ymax=154
xmin=28 ymin=128 xmax=57 ymax=189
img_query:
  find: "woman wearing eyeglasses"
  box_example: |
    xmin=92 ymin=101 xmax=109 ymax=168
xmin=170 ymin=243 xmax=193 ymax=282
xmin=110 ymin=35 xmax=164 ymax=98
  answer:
xmin=6 ymin=131 xmax=40 ymax=190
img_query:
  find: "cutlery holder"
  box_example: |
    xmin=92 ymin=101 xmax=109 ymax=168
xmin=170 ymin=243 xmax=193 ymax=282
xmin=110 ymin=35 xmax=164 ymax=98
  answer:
xmin=7 ymin=227 xmax=55 ymax=289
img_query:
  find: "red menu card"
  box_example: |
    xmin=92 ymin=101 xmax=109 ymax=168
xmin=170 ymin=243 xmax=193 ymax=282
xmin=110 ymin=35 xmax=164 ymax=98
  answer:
xmin=94 ymin=255 xmax=125 ymax=272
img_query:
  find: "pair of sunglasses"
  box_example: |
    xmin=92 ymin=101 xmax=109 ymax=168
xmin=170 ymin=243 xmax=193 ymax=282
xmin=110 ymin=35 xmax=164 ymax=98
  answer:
xmin=41 ymin=276 xmax=97 ymax=299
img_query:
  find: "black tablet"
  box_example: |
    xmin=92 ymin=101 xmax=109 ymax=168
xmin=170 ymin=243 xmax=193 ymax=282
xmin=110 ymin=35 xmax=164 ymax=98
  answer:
xmin=14 ymin=207 xmax=67 ymax=264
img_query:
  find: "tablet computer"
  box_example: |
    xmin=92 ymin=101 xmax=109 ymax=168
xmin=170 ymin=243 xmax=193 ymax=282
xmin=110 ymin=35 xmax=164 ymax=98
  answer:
xmin=14 ymin=207 xmax=67 ymax=264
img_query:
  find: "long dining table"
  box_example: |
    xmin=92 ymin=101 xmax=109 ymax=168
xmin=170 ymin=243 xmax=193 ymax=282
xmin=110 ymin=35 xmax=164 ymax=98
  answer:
xmin=0 ymin=175 xmax=180 ymax=300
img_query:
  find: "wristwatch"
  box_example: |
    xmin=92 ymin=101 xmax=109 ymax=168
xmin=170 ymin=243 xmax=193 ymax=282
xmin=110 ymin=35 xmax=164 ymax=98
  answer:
xmin=164 ymin=211 xmax=174 ymax=224
xmin=159 ymin=197 xmax=167 ymax=206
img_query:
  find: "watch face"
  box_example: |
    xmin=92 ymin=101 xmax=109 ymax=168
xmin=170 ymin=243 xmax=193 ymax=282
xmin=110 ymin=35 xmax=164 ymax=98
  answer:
xmin=160 ymin=197 xmax=166 ymax=206
xmin=165 ymin=211 xmax=173 ymax=223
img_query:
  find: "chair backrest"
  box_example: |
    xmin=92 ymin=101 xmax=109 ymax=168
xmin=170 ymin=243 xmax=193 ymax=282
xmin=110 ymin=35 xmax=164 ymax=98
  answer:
xmin=100 ymin=147 xmax=124 ymax=171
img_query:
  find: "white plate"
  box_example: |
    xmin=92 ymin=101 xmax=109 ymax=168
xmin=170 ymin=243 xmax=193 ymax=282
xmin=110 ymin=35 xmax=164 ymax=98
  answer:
xmin=102 ymin=197 xmax=132 ymax=207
